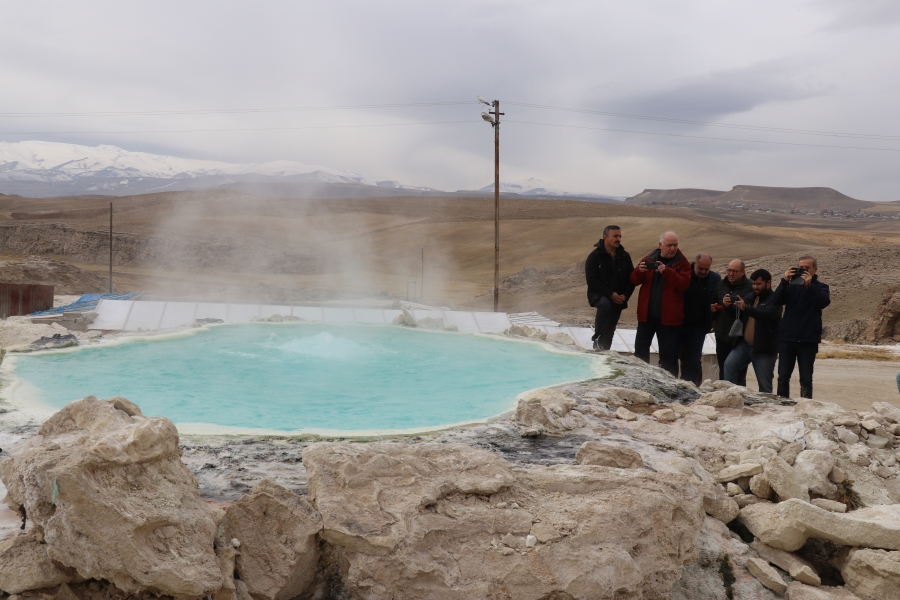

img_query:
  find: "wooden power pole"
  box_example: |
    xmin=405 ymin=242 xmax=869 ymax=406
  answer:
xmin=492 ymin=100 xmax=503 ymax=312
xmin=109 ymin=202 xmax=113 ymax=293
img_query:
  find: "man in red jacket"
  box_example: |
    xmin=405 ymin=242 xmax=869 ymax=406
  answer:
xmin=629 ymin=231 xmax=692 ymax=376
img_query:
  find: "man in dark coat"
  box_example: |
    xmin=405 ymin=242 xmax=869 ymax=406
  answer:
xmin=724 ymin=269 xmax=782 ymax=393
xmin=585 ymin=225 xmax=635 ymax=350
xmin=712 ymin=260 xmax=753 ymax=382
xmin=629 ymin=231 xmax=691 ymax=376
xmin=680 ymin=254 xmax=720 ymax=385
xmin=773 ymin=256 xmax=830 ymax=399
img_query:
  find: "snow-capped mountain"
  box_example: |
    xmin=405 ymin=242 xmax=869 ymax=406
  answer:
xmin=0 ymin=141 xmax=429 ymax=197
xmin=478 ymin=177 xmax=625 ymax=201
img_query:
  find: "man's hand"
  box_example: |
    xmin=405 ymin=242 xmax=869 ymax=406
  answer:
xmin=784 ymin=267 xmax=796 ymax=281
xmin=800 ymin=270 xmax=813 ymax=287
xmin=734 ymin=296 xmax=746 ymax=310
xmin=656 ymin=263 xmax=666 ymax=274
xmin=723 ymin=294 xmax=733 ymax=307
xmin=611 ymin=293 xmax=626 ymax=305
xmin=710 ymin=303 xmax=719 ymax=313
xmin=638 ymin=261 xmax=648 ymax=272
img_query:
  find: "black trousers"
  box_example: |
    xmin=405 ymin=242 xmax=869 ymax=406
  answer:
xmin=680 ymin=325 xmax=708 ymax=385
xmin=635 ymin=317 xmax=681 ymax=377
xmin=715 ymin=336 xmax=746 ymax=385
xmin=592 ymin=297 xmax=623 ymax=350
xmin=777 ymin=341 xmax=818 ymax=399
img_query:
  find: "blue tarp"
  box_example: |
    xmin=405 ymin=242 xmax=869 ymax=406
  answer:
xmin=30 ymin=292 xmax=144 ymax=316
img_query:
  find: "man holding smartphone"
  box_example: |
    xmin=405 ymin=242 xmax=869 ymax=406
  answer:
xmin=773 ymin=255 xmax=830 ymax=399
xmin=629 ymin=231 xmax=691 ymax=376
xmin=712 ymin=260 xmax=752 ymax=382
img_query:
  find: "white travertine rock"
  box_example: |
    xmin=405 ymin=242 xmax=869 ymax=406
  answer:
xmin=779 ymin=441 xmax=804 ymax=465
xmin=750 ymin=540 xmax=821 ymax=586
xmin=303 ymin=441 xmax=704 ymax=600
xmin=764 ymin=455 xmax=810 ymax=502
xmin=829 ymin=466 xmax=848 ymax=484
xmin=840 ymin=549 xmax=900 ymax=600
xmin=718 ymin=463 xmax=763 ymax=483
xmin=701 ymin=484 xmax=740 ymax=524
xmin=810 ymin=498 xmax=847 ymax=513
xmin=725 ymin=482 xmax=743 ymax=496
xmin=545 ymin=332 xmax=576 ymax=345
xmin=653 ymin=408 xmax=677 ymax=423
xmin=0 ymin=396 xmax=222 ymax=597
xmin=739 ymin=499 xmax=900 ymax=552
xmin=221 ymin=480 xmax=323 ymax=600
xmin=735 ymin=494 xmax=769 ymax=508
xmin=872 ymin=401 xmax=900 ymax=424
xmin=745 ymin=556 xmax=787 ymax=595
xmin=836 ymin=427 xmax=859 ymax=445
xmin=794 ymin=450 xmax=837 ymax=497
xmin=595 ymin=387 xmax=657 ymax=408
xmin=688 ymin=404 xmax=719 ymax=420
xmin=785 ymin=582 xmax=862 ymax=599
xmin=0 ymin=531 xmax=75 ymax=593
xmin=575 ymin=441 xmax=644 ymax=469
xmin=515 ymin=389 xmax=586 ymax=432
xmin=740 ymin=446 xmax=777 ymax=466
xmin=695 ymin=387 xmax=744 ymax=408
xmin=859 ymin=419 xmax=881 ymax=432
xmin=615 ymin=406 xmax=638 ymax=421
xmin=749 ymin=473 xmax=772 ymax=500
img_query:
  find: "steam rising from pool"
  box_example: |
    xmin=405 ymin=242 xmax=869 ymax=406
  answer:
xmin=6 ymin=324 xmax=602 ymax=434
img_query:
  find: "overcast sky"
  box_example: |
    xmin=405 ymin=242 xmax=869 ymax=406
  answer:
xmin=1 ymin=0 xmax=898 ymax=200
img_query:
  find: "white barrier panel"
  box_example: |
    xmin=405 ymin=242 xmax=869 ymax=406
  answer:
xmin=91 ymin=299 xmax=134 ymax=331
xmin=159 ymin=302 xmax=198 ymax=330
xmin=195 ymin=303 xmax=228 ymax=322
xmin=124 ymin=301 xmax=166 ymax=331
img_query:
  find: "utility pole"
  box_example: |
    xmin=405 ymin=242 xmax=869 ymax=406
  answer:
xmin=421 ymin=247 xmax=424 ymax=300
xmin=109 ymin=202 xmax=113 ymax=293
xmin=478 ymin=96 xmax=504 ymax=312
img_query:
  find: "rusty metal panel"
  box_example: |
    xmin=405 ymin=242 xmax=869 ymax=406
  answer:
xmin=0 ymin=283 xmax=55 ymax=319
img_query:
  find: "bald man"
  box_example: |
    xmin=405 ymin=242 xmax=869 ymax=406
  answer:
xmin=712 ymin=259 xmax=753 ymax=383
xmin=629 ymin=231 xmax=691 ymax=376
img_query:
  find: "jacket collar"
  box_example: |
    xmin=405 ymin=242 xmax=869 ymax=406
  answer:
xmin=594 ymin=241 xmax=627 ymax=257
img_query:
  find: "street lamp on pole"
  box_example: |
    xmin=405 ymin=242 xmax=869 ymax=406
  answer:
xmin=478 ymin=95 xmax=504 ymax=312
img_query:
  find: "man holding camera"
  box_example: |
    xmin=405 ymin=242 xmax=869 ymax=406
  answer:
xmin=585 ymin=225 xmax=635 ymax=350
xmin=680 ymin=253 xmax=720 ymax=385
xmin=629 ymin=231 xmax=691 ymax=376
xmin=774 ymin=256 xmax=830 ymax=399
xmin=712 ymin=260 xmax=753 ymax=382
xmin=724 ymin=269 xmax=782 ymax=393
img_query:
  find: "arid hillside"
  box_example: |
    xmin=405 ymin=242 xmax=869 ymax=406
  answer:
xmin=0 ymin=190 xmax=896 ymax=336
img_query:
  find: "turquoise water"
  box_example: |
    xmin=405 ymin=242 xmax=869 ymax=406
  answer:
xmin=8 ymin=324 xmax=598 ymax=433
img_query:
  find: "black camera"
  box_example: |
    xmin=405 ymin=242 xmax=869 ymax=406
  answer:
xmin=644 ymin=261 xmax=659 ymax=271
xmin=790 ymin=266 xmax=808 ymax=285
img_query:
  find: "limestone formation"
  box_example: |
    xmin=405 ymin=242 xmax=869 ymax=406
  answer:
xmin=545 ymin=331 xmax=576 ymax=346
xmin=0 ymin=531 xmax=75 ymax=593
xmin=745 ymin=556 xmax=787 ymax=595
xmin=750 ymin=540 xmax=821 ymax=586
xmin=575 ymin=441 xmax=645 ymax=469
xmin=653 ymin=408 xmax=677 ymax=422
xmin=303 ymin=441 xmax=704 ymax=600
xmin=749 ymin=472 xmax=772 ymax=500
xmin=221 ymin=479 xmax=323 ymax=600
xmin=872 ymin=401 xmax=900 ymax=424
xmin=764 ymin=455 xmax=810 ymax=502
xmin=701 ymin=484 xmax=740 ymax=524
xmin=515 ymin=388 xmax=586 ymax=433
xmin=615 ymin=406 xmax=638 ymax=421
xmin=593 ymin=387 xmax=658 ymax=410
xmin=695 ymin=387 xmax=745 ymax=408
xmin=739 ymin=499 xmax=900 ymax=552
xmin=785 ymin=582 xmax=863 ymax=599
xmin=810 ymin=498 xmax=847 ymax=513
xmin=862 ymin=284 xmax=900 ymax=344
xmin=840 ymin=549 xmax=900 ymax=600
xmin=793 ymin=450 xmax=837 ymax=497
xmin=717 ymin=463 xmax=762 ymax=482
xmin=0 ymin=396 xmax=222 ymax=596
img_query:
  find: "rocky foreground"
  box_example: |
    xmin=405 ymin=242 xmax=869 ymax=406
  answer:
xmin=1 ymin=352 xmax=900 ymax=600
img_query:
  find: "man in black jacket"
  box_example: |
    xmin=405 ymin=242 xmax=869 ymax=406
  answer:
xmin=585 ymin=225 xmax=635 ymax=350
xmin=773 ymin=256 xmax=830 ymax=399
xmin=680 ymin=254 xmax=720 ymax=385
xmin=724 ymin=269 xmax=782 ymax=393
xmin=712 ymin=260 xmax=753 ymax=382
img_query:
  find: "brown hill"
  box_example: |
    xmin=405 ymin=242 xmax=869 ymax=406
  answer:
xmin=627 ymin=185 xmax=874 ymax=213
xmin=625 ymin=188 xmax=724 ymax=205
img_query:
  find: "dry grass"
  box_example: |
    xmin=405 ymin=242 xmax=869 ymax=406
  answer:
xmin=817 ymin=346 xmax=900 ymax=362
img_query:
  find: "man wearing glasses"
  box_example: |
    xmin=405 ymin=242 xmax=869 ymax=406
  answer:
xmin=712 ymin=260 xmax=752 ymax=382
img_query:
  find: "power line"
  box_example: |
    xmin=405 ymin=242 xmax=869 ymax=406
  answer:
xmin=503 ymin=101 xmax=900 ymax=141
xmin=0 ymin=120 xmax=480 ymax=135
xmin=505 ymin=119 xmax=900 ymax=152
xmin=0 ymin=101 xmax=478 ymax=118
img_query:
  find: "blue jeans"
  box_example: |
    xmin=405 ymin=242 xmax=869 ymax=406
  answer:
xmin=896 ymin=372 xmax=900 ymax=394
xmin=725 ymin=339 xmax=777 ymax=394
xmin=680 ymin=325 xmax=708 ymax=385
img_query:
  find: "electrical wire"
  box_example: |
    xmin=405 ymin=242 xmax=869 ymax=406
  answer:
xmin=503 ymin=101 xmax=900 ymax=141
xmin=0 ymin=120 xmax=480 ymax=135
xmin=504 ymin=119 xmax=900 ymax=152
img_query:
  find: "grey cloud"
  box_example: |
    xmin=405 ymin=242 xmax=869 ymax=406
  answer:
xmin=817 ymin=0 xmax=900 ymax=31
xmin=597 ymin=60 xmax=832 ymax=123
